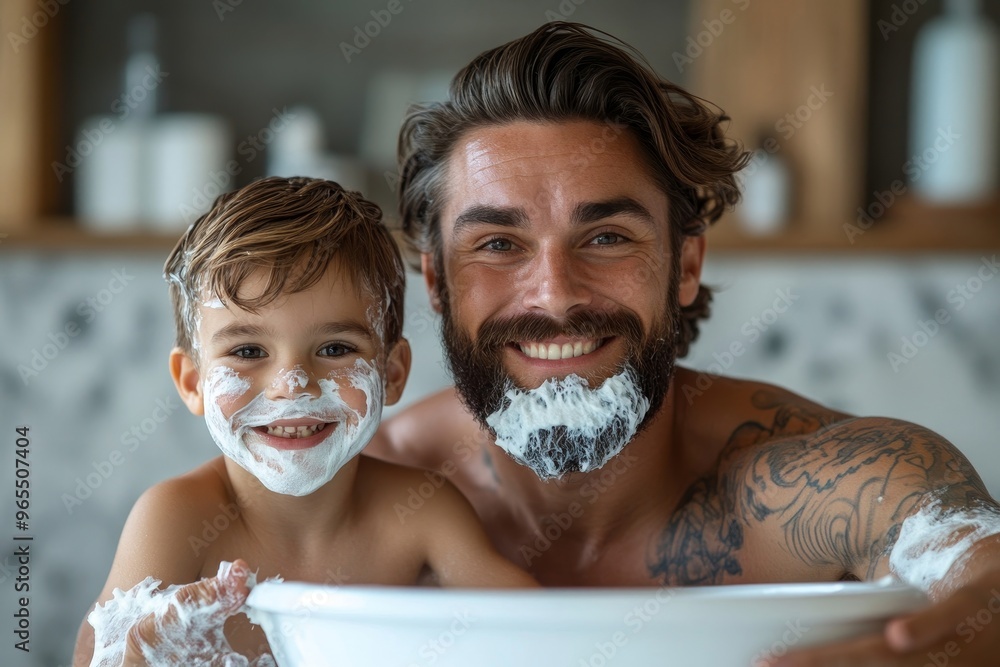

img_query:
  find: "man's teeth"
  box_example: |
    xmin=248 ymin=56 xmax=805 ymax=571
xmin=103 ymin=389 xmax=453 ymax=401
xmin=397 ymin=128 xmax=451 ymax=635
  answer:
xmin=518 ymin=339 xmax=599 ymax=360
xmin=264 ymin=423 xmax=328 ymax=438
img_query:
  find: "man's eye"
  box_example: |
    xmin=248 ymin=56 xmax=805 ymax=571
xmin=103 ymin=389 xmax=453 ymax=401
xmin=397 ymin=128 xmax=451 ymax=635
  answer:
xmin=232 ymin=346 xmax=265 ymax=359
xmin=480 ymin=237 xmax=513 ymax=252
xmin=592 ymin=232 xmax=625 ymax=245
xmin=320 ymin=344 xmax=354 ymax=357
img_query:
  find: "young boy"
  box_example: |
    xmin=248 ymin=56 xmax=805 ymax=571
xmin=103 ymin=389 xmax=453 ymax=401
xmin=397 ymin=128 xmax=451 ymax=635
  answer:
xmin=72 ymin=177 xmax=537 ymax=666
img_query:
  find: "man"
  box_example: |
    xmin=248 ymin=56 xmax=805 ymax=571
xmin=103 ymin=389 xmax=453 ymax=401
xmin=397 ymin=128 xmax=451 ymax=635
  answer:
xmin=370 ymin=21 xmax=1000 ymax=666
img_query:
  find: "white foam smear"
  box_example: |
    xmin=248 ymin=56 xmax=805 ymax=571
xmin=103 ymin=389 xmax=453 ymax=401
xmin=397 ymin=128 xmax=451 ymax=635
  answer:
xmin=204 ymin=358 xmax=383 ymax=496
xmin=485 ymin=368 xmax=650 ymax=480
xmin=889 ymin=495 xmax=1000 ymax=592
xmin=89 ymin=561 xmax=275 ymax=667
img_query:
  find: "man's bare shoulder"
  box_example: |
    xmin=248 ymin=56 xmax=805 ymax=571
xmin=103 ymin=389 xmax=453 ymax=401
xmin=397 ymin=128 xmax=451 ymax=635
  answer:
xmin=374 ymin=387 xmax=484 ymax=469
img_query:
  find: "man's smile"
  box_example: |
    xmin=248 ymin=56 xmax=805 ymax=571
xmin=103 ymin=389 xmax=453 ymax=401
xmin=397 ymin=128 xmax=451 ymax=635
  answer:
xmin=516 ymin=337 xmax=603 ymax=360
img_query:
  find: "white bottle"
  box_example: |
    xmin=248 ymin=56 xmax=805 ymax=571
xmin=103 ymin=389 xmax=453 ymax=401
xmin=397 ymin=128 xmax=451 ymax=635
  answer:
xmin=738 ymin=147 xmax=791 ymax=235
xmin=909 ymin=0 xmax=999 ymax=204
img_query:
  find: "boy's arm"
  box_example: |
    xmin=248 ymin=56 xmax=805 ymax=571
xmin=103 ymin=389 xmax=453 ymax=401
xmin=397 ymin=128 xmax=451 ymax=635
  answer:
xmin=72 ymin=476 xmax=246 ymax=666
xmin=418 ymin=479 xmax=539 ymax=588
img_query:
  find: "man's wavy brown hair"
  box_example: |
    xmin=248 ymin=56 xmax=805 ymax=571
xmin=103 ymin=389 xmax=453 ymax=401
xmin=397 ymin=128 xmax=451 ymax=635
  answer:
xmin=397 ymin=21 xmax=748 ymax=357
xmin=164 ymin=176 xmax=405 ymax=357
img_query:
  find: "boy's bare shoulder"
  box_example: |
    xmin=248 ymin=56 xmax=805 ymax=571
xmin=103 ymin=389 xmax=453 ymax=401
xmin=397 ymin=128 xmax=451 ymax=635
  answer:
xmin=115 ymin=457 xmax=234 ymax=581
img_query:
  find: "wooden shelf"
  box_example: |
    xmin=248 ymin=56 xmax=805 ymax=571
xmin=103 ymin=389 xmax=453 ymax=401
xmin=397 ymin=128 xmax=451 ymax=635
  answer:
xmin=709 ymin=198 xmax=1000 ymax=254
xmin=4 ymin=210 xmax=999 ymax=255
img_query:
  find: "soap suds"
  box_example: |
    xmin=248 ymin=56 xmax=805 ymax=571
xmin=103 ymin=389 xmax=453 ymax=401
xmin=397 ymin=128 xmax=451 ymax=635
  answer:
xmin=272 ymin=366 xmax=309 ymax=394
xmin=889 ymin=495 xmax=1000 ymax=592
xmin=485 ymin=368 xmax=650 ymax=480
xmin=89 ymin=561 xmax=275 ymax=667
xmin=204 ymin=358 xmax=384 ymax=496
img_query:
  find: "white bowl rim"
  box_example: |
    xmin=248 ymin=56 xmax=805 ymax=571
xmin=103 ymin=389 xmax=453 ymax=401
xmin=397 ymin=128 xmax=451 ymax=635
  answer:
xmin=246 ymin=579 xmax=927 ymax=626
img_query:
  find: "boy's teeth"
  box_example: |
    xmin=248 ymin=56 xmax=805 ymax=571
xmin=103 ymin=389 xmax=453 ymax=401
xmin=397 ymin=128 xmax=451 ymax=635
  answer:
xmin=264 ymin=423 xmax=328 ymax=438
xmin=518 ymin=339 xmax=599 ymax=360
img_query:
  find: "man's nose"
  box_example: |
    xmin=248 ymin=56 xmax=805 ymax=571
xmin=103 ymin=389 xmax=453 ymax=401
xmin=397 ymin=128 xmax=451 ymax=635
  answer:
xmin=265 ymin=365 xmax=320 ymax=400
xmin=519 ymin=246 xmax=593 ymax=317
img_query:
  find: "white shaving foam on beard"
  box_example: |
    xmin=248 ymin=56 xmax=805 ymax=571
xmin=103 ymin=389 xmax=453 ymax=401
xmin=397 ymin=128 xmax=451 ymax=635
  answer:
xmin=204 ymin=358 xmax=383 ymax=496
xmin=889 ymin=495 xmax=1000 ymax=592
xmin=485 ymin=368 xmax=650 ymax=480
xmin=88 ymin=561 xmax=276 ymax=667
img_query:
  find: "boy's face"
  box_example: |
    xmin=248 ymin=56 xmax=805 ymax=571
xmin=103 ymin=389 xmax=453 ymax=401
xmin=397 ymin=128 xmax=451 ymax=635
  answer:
xmin=170 ymin=261 xmax=410 ymax=496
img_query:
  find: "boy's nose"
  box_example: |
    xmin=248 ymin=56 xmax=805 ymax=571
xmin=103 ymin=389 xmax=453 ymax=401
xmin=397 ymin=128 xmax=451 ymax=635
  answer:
xmin=266 ymin=366 xmax=319 ymax=400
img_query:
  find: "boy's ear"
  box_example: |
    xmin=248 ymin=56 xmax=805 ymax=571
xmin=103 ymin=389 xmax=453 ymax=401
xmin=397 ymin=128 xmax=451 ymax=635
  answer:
xmin=169 ymin=347 xmax=205 ymax=416
xmin=420 ymin=253 xmax=442 ymax=314
xmin=383 ymin=338 xmax=412 ymax=407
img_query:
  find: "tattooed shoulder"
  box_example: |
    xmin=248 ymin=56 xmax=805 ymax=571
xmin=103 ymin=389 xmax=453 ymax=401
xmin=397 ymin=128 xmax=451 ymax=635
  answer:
xmin=649 ymin=389 xmax=992 ymax=585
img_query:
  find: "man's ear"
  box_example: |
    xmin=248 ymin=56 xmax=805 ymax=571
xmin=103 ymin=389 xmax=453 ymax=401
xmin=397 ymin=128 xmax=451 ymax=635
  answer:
xmin=169 ymin=347 xmax=205 ymax=416
xmin=420 ymin=253 xmax=442 ymax=314
xmin=678 ymin=234 xmax=707 ymax=308
xmin=383 ymin=338 xmax=412 ymax=406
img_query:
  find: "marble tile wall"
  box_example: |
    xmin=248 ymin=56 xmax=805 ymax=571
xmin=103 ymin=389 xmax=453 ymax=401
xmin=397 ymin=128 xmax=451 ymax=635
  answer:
xmin=1 ymin=251 xmax=998 ymax=665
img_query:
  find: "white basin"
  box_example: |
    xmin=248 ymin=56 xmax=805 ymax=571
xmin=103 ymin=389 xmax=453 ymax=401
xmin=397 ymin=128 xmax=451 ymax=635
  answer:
xmin=246 ymin=580 xmax=927 ymax=667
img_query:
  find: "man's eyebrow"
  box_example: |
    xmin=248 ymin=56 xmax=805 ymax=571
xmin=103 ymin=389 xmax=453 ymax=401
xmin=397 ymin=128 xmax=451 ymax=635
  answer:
xmin=211 ymin=322 xmax=270 ymax=344
xmin=453 ymin=205 xmax=529 ymax=235
xmin=572 ymin=197 xmax=655 ymax=226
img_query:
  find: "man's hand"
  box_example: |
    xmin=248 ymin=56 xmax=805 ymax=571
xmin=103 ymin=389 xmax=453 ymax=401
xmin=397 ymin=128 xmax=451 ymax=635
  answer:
xmin=121 ymin=559 xmax=252 ymax=667
xmin=760 ymin=570 xmax=1000 ymax=667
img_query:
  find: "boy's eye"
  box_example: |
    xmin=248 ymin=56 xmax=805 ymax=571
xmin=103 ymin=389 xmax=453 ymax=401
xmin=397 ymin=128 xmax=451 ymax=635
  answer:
xmin=232 ymin=345 xmax=265 ymax=359
xmin=319 ymin=343 xmax=355 ymax=358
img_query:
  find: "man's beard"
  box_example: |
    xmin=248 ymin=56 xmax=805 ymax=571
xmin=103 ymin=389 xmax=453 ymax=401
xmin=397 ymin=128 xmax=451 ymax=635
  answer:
xmin=437 ymin=265 xmax=681 ymax=480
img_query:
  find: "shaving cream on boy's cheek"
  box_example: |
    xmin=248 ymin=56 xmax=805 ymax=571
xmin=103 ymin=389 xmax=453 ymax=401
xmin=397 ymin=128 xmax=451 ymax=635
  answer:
xmin=203 ymin=359 xmax=384 ymax=496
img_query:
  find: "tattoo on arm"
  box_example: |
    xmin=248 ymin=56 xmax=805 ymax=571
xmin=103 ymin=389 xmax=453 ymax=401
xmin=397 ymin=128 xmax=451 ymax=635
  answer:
xmin=648 ymin=390 xmax=994 ymax=585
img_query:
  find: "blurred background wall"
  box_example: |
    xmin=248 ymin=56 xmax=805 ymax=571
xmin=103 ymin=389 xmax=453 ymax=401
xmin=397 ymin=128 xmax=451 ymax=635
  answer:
xmin=1 ymin=1 xmax=999 ymax=665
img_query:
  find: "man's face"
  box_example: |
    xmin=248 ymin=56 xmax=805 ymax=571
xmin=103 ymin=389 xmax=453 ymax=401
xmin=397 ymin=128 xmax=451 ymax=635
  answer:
xmin=429 ymin=120 xmax=690 ymax=478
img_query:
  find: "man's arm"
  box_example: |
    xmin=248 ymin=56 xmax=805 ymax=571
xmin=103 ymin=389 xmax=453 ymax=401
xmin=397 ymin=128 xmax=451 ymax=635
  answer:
xmin=739 ymin=416 xmax=1000 ymax=666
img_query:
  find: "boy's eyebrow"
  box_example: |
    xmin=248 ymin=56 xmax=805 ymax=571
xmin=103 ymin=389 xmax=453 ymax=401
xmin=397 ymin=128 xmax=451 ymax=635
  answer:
xmin=211 ymin=322 xmax=270 ymax=344
xmin=313 ymin=321 xmax=375 ymax=340
xmin=210 ymin=321 xmax=375 ymax=344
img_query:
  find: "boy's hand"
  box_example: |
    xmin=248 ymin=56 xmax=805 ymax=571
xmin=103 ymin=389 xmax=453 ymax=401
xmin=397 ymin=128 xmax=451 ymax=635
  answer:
xmin=122 ymin=559 xmax=252 ymax=667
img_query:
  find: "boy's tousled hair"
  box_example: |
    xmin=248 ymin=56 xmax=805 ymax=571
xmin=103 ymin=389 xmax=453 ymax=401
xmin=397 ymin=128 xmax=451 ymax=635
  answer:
xmin=397 ymin=21 xmax=749 ymax=357
xmin=164 ymin=176 xmax=405 ymax=355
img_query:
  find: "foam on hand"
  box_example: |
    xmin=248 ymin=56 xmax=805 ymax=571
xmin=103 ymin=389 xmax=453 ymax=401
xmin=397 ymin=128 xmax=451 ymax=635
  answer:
xmin=889 ymin=494 xmax=1000 ymax=592
xmin=204 ymin=358 xmax=383 ymax=496
xmin=88 ymin=561 xmax=275 ymax=667
xmin=485 ymin=368 xmax=650 ymax=479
